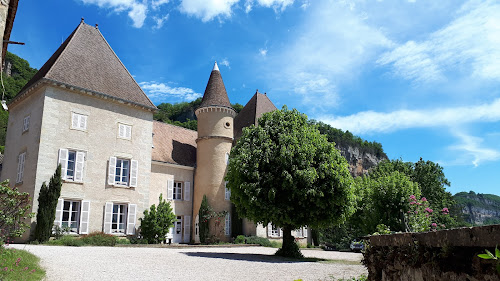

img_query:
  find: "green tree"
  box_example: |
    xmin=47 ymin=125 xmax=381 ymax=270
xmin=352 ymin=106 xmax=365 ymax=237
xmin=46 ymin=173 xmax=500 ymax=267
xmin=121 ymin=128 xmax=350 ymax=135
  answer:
xmin=139 ymin=193 xmax=176 ymax=244
xmin=226 ymin=107 xmax=354 ymax=258
xmin=198 ymin=195 xmax=212 ymax=244
xmin=34 ymin=165 xmax=62 ymax=243
xmin=0 ymin=180 xmax=33 ymax=243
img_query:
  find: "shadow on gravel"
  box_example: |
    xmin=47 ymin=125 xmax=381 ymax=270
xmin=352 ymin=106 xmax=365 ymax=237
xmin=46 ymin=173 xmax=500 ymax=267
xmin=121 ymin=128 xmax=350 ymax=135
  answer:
xmin=182 ymin=252 xmax=328 ymax=263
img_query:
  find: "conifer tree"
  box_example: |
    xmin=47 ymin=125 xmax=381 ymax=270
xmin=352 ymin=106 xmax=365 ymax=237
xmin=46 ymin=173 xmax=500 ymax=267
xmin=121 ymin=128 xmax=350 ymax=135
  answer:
xmin=34 ymin=165 xmax=62 ymax=242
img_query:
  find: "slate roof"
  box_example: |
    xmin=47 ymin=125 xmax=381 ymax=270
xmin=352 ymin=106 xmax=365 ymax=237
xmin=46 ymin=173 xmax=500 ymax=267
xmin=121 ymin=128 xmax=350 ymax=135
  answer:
xmin=152 ymin=121 xmax=197 ymax=167
xmin=199 ymin=62 xmax=232 ymax=109
xmin=16 ymin=20 xmax=156 ymax=109
xmin=234 ymin=91 xmax=277 ymax=140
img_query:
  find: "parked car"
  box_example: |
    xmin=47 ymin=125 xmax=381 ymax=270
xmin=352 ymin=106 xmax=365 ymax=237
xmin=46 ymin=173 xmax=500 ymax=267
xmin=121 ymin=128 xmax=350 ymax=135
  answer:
xmin=350 ymin=240 xmax=365 ymax=252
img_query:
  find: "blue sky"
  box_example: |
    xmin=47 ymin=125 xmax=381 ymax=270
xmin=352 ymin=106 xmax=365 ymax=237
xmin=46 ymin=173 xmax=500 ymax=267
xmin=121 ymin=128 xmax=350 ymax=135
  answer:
xmin=9 ymin=0 xmax=500 ymax=196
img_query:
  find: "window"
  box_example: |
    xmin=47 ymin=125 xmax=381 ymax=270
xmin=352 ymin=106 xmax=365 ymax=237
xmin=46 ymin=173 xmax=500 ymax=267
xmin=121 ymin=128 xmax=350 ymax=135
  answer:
xmin=167 ymin=180 xmax=191 ymax=201
xmin=268 ymin=223 xmax=281 ymax=238
xmin=225 ymin=152 xmax=229 ymax=165
xmin=59 ymin=149 xmax=85 ymax=182
xmin=173 ymin=182 xmax=182 ymax=200
xmin=16 ymin=152 xmax=26 ymax=184
xmin=108 ymin=157 xmax=138 ymax=187
xmin=71 ymin=113 xmax=87 ymax=131
xmin=104 ymin=202 xmax=136 ymax=235
xmin=22 ymin=115 xmax=30 ymax=132
xmin=175 ymin=216 xmax=182 ymax=235
xmin=54 ymin=199 xmax=90 ymax=234
xmin=118 ymin=123 xmax=132 ymax=140
xmin=62 ymin=200 xmax=80 ymax=233
xmin=225 ymin=213 xmax=231 ymax=236
xmin=224 ymin=181 xmax=230 ymax=201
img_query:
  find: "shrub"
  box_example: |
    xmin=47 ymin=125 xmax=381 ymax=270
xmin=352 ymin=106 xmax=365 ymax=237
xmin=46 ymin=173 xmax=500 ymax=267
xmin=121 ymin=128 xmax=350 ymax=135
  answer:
xmin=81 ymin=231 xmax=117 ymax=246
xmin=34 ymin=165 xmax=62 ymax=243
xmin=115 ymin=238 xmax=131 ymax=245
xmin=45 ymin=235 xmax=84 ymax=247
xmin=234 ymin=235 xmax=245 ymax=244
xmin=139 ymin=193 xmax=176 ymax=244
xmin=199 ymin=195 xmax=212 ymax=244
xmin=0 ymin=180 xmax=33 ymax=245
xmin=244 ymin=236 xmax=272 ymax=247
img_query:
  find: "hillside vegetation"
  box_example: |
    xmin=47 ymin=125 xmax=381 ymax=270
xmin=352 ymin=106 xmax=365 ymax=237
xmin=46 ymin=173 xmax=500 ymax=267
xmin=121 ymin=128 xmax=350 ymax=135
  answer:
xmin=454 ymin=191 xmax=500 ymax=225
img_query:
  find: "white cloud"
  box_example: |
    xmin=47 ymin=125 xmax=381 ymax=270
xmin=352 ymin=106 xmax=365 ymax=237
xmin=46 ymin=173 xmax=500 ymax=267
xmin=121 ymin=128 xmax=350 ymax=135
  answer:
xmin=378 ymin=0 xmax=500 ymax=83
xmin=259 ymin=48 xmax=267 ymax=57
xmin=449 ymin=131 xmax=500 ymax=167
xmin=300 ymin=0 xmax=310 ymax=10
xmin=178 ymin=0 xmax=239 ymax=22
xmin=219 ymin=58 xmax=230 ymax=68
xmin=317 ymin=98 xmax=500 ymax=135
xmin=80 ymin=0 xmax=148 ymax=28
xmin=139 ymin=81 xmax=202 ymax=101
xmin=268 ymin=0 xmax=392 ymax=108
xmin=153 ymin=14 xmax=169 ymax=29
xmin=152 ymin=0 xmax=169 ymax=10
xmin=245 ymin=0 xmax=294 ymax=13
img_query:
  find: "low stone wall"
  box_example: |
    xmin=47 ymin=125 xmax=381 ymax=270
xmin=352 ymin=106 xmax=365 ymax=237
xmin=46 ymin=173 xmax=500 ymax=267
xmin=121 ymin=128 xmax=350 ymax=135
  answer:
xmin=363 ymin=225 xmax=500 ymax=281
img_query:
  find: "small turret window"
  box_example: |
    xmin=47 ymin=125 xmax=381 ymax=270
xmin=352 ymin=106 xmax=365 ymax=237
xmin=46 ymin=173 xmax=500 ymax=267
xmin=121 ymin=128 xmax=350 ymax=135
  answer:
xmin=224 ymin=122 xmax=231 ymax=128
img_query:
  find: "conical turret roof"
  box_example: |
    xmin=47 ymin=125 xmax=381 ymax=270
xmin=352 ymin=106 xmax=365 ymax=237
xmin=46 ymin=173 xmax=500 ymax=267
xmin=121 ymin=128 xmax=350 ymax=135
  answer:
xmin=14 ymin=20 xmax=156 ymax=110
xmin=199 ymin=62 xmax=232 ymax=109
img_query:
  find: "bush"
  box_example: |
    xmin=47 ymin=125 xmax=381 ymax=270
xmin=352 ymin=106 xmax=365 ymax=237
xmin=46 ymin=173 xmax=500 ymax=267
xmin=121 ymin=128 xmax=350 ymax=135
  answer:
xmin=81 ymin=231 xmax=117 ymax=246
xmin=0 ymin=180 xmax=33 ymax=244
xmin=140 ymin=193 xmax=176 ymax=244
xmin=244 ymin=236 xmax=272 ymax=247
xmin=234 ymin=235 xmax=245 ymax=244
xmin=115 ymin=238 xmax=131 ymax=245
xmin=45 ymin=235 xmax=84 ymax=247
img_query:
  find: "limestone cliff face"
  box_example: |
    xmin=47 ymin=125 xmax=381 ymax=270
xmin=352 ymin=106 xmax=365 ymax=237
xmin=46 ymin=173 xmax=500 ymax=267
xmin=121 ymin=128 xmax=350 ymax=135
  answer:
xmin=336 ymin=145 xmax=387 ymax=177
xmin=454 ymin=192 xmax=500 ymax=225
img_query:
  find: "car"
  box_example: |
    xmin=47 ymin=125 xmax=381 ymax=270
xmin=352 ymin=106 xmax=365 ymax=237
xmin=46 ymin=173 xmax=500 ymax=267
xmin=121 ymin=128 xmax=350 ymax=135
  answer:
xmin=350 ymin=240 xmax=365 ymax=252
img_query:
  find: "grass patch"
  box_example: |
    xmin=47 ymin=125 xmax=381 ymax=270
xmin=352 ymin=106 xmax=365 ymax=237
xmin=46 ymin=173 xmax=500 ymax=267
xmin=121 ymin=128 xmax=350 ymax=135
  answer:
xmin=0 ymin=247 xmax=46 ymax=281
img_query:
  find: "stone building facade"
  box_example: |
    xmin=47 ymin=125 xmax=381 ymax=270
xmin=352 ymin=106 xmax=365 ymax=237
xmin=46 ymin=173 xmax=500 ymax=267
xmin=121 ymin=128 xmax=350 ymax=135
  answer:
xmin=2 ymin=20 xmax=309 ymax=244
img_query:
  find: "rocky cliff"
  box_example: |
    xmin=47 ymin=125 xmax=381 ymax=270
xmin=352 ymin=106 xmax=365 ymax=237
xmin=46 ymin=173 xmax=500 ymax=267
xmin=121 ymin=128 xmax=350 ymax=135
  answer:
xmin=454 ymin=191 xmax=500 ymax=225
xmin=337 ymin=145 xmax=387 ymax=177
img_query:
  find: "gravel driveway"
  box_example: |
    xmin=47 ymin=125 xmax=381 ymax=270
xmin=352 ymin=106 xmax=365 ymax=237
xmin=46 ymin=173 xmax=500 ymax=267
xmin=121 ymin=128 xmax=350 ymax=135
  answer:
xmin=9 ymin=244 xmax=367 ymax=281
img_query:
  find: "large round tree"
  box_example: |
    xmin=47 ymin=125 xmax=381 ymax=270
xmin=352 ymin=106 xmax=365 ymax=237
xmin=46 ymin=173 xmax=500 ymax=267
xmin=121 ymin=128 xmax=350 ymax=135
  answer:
xmin=226 ymin=107 xmax=354 ymax=258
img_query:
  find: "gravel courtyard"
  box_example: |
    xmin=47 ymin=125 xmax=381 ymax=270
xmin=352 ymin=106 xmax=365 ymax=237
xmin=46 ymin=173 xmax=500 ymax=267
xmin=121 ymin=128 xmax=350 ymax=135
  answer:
xmin=9 ymin=244 xmax=367 ymax=281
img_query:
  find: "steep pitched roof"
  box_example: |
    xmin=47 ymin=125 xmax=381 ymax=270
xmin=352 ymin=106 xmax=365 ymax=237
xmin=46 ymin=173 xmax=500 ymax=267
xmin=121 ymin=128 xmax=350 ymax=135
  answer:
xmin=16 ymin=20 xmax=155 ymax=109
xmin=234 ymin=91 xmax=277 ymax=140
xmin=152 ymin=121 xmax=197 ymax=167
xmin=199 ymin=62 xmax=232 ymax=109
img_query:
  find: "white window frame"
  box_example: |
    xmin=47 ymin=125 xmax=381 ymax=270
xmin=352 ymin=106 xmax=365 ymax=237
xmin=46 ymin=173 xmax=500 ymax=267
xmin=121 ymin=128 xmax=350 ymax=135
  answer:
xmin=54 ymin=199 xmax=90 ymax=235
xmin=224 ymin=181 xmax=230 ymax=201
xmin=173 ymin=181 xmax=183 ymax=200
xmin=71 ymin=112 xmax=88 ymax=131
xmin=16 ymin=152 xmax=26 ymax=184
xmin=118 ymin=123 xmax=132 ymax=140
xmin=175 ymin=216 xmax=182 ymax=235
xmin=22 ymin=115 xmax=30 ymax=133
xmin=61 ymin=200 xmax=81 ymax=233
xmin=108 ymin=157 xmax=138 ymax=188
xmin=59 ymin=149 xmax=85 ymax=182
xmin=225 ymin=213 xmax=231 ymax=236
xmin=115 ymin=158 xmax=130 ymax=186
xmin=111 ymin=203 xmax=127 ymax=234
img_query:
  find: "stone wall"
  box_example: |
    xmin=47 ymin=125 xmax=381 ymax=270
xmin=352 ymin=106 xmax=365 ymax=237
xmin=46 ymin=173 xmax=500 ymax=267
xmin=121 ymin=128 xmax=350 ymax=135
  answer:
xmin=363 ymin=225 xmax=500 ymax=281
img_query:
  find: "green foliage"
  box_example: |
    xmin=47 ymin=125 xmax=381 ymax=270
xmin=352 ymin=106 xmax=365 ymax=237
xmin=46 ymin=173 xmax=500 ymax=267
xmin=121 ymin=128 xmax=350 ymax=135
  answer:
xmin=153 ymin=98 xmax=244 ymax=130
xmin=320 ymin=222 xmax=364 ymax=250
xmin=478 ymin=246 xmax=500 ymax=274
xmin=226 ymin=106 xmax=354 ymax=257
xmin=310 ymin=120 xmax=387 ymax=159
xmin=234 ymin=235 xmax=245 ymax=244
xmin=372 ymin=224 xmax=392 ymax=235
xmin=0 ymin=247 xmax=46 ymax=280
xmin=80 ymin=231 xmax=117 ymax=246
xmin=139 ymin=193 xmax=176 ymax=244
xmin=52 ymin=225 xmax=71 ymax=240
xmin=454 ymin=191 xmax=500 ymax=225
xmin=45 ymin=235 xmax=85 ymax=247
xmin=199 ymin=195 xmax=212 ymax=244
xmin=0 ymin=180 xmax=33 ymax=243
xmin=34 ymin=165 xmax=62 ymax=243
xmin=244 ymin=236 xmax=272 ymax=247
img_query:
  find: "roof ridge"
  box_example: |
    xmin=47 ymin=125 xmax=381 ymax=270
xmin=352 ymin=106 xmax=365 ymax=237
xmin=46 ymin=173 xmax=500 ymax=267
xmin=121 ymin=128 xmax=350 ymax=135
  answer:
xmin=94 ymin=25 xmax=156 ymax=108
xmin=153 ymin=120 xmax=197 ymax=133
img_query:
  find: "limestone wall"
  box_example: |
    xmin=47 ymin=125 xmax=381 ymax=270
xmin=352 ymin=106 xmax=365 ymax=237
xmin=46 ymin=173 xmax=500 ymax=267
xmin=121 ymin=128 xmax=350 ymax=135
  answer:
xmin=364 ymin=225 xmax=500 ymax=281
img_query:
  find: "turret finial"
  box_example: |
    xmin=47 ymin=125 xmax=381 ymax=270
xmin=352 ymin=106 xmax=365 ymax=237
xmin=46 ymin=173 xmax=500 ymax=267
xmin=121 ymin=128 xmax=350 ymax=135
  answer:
xmin=213 ymin=61 xmax=219 ymax=71
xmin=81 ymin=17 xmax=85 ymax=23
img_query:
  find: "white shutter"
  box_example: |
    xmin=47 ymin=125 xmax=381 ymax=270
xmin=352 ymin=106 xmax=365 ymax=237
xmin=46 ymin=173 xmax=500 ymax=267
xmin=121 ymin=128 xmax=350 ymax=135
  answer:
xmin=80 ymin=115 xmax=87 ymax=130
xmin=16 ymin=152 xmax=25 ymax=183
xmin=79 ymin=200 xmax=90 ymax=234
xmin=126 ymin=204 xmax=137 ymax=235
xmin=225 ymin=181 xmax=230 ymax=200
xmin=104 ymin=202 xmax=113 ymax=234
xmin=184 ymin=182 xmax=191 ymax=201
xmin=58 ymin=149 xmax=69 ymax=180
xmin=304 ymin=227 xmax=308 ymax=238
xmin=225 ymin=213 xmax=231 ymax=236
xmin=183 ymin=215 xmax=191 ymax=243
xmin=267 ymin=223 xmax=272 ymax=237
xmin=118 ymin=124 xmax=124 ymax=138
xmin=225 ymin=153 xmax=229 ymax=165
xmin=130 ymin=160 xmax=138 ymax=187
xmin=167 ymin=179 xmax=174 ymax=200
xmin=279 ymin=228 xmax=283 ymax=237
xmin=72 ymin=113 xmax=79 ymax=128
xmin=126 ymin=125 xmax=132 ymax=139
xmin=108 ymin=157 xmax=117 ymax=185
xmin=74 ymin=151 xmax=85 ymax=182
xmin=53 ymin=198 xmax=64 ymax=227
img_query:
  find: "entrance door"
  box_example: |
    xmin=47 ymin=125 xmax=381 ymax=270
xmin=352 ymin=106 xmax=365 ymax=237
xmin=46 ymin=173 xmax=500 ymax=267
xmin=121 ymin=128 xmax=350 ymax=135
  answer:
xmin=173 ymin=216 xmax=183 ymax=243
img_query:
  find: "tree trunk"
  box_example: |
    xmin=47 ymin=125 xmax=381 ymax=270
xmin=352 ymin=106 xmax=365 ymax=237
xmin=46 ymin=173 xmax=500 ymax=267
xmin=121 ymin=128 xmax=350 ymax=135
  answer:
xmin=275 ymin=225 xmax=303 ymax=258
